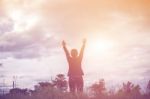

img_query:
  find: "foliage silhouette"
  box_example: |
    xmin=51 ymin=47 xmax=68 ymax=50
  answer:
xmin=0 ymin=75 xmax=150 ymax=99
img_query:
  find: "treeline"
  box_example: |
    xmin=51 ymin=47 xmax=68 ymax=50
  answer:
xmin=0 ymin=74 xmax=150 ymax=99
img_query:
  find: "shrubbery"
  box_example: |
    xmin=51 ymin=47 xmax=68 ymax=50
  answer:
xmin=0 ymin=75 xmax=150 ymax=99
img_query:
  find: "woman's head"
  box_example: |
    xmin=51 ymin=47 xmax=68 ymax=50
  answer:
xmin=71 ymin=49 xmax=78 ymax=57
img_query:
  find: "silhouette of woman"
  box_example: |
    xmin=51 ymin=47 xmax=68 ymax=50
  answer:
xmin=62 ymin=39 xmax=86 ymax=93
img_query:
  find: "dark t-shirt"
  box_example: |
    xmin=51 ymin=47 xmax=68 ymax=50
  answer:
xmin=63 ymin=44 xmax=85 ymax=77
xmin=67 ymin=57 xmax=84 ymax=76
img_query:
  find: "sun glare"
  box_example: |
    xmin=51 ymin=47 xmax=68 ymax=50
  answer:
xmin=87 ymin=39 xmax=114 ymax=55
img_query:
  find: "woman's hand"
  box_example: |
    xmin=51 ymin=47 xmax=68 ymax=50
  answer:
xmin=83 ymin=38 xmax=86 ymax=44
xmin=62 ymin=40 xmax=66 ymax=46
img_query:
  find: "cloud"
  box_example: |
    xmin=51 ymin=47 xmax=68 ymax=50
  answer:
xmin=39 ymin=0 xmax=150 ymax=35
xmin=0 ymin=0 xmax=62 ymax=59
xmin=0 ymin=63 xmax=3 ymax=67
xmin=0 ymin=0 xmax=150 ymax=59
xmin=0 ymin=18 xmax=14 ymax=34
xmin=0 ymin=31 xmax=59 ymax=59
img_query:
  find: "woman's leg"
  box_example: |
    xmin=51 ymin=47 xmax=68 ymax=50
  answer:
xmin=69 ymin=77 xmax=76 ymax=93
xmin=76 ymin=76 xmax=83 ymax=92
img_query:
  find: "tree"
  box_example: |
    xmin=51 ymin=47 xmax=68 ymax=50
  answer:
xmin=118 ymin=81 xmax=141 ymax=96
xmin=147 ymin=80 xmax=150 ymax=95
xmin=52 ymin=74 xmax=68 ymax=92
xmin=123 ymin=81 xmax=134 ymax=93
xmin=89 ymin=79 xmax=106 ymax=97
xmin=9 ymin=88 xmax=29 ymax=95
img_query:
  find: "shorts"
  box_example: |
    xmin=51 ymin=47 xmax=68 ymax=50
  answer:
xmin=69 ymin=76 xmax=83 ymax=93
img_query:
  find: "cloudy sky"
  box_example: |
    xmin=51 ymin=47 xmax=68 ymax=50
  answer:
xmin=0 ymin=0 xmax=150 ymax=89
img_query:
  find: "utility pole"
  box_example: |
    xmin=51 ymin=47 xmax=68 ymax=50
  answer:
xmin=2 ymin=78 xmax=5 ymax=96
xmin=13 ymin=76 xmax=17 ymax=89
xmin=13 ymin=81 xmax=15 ymax=89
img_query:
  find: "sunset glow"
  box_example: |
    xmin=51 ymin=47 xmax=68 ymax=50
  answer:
xmin=88 ymin=39 xmax=114 ymax=54
xmin=0 ymin=0 xmax=150 ymax=90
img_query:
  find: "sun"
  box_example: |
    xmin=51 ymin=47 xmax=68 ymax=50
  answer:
xmin=87 ymin=38 xmax=114 ymax=55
